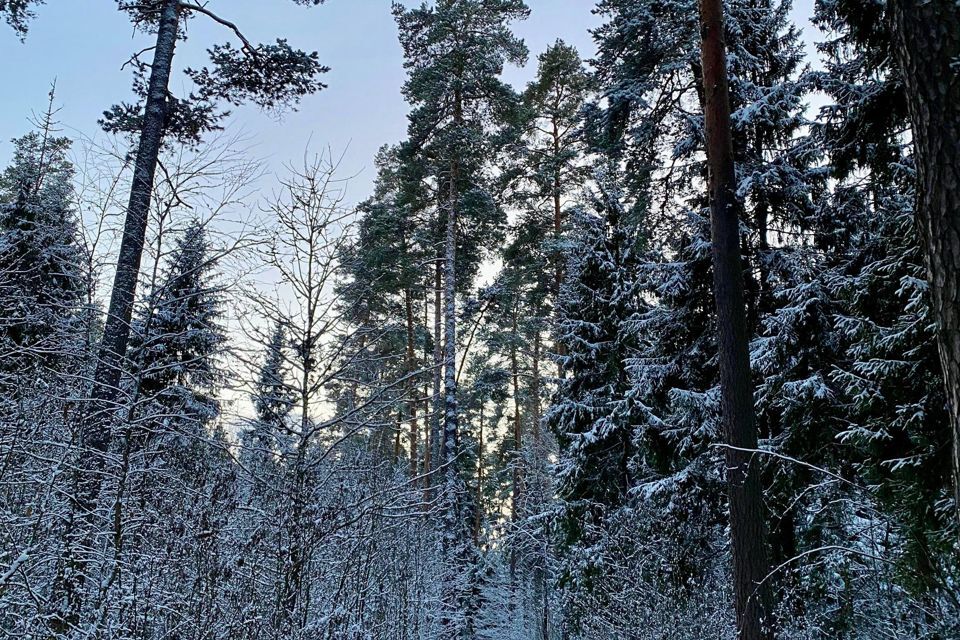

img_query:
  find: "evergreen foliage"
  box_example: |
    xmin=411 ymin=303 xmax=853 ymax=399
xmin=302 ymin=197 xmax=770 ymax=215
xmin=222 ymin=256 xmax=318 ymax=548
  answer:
xmin=0 ymin=2 xmax=958 ymax=638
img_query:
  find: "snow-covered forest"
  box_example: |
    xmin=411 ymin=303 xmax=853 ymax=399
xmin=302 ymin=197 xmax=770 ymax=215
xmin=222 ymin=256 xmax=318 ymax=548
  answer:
xmin=0 ymin=1 xmax=958 ymax=638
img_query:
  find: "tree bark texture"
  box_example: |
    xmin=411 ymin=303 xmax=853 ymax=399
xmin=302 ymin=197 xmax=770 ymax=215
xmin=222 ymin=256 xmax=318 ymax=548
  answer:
xmin=88 ymin=0 xmax=180 ymax=439
xmin=889 ymin=0 xmax=960 ymax=530
xmin=697 ymin=1 xmax=773 ymax=637
xmin=54 ymin=2 xmax=181 ymax=630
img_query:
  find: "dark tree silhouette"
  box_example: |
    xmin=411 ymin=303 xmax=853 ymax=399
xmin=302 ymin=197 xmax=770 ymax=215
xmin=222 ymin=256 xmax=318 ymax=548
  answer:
xmin=698 ymin=0 xmax=773 ymax=637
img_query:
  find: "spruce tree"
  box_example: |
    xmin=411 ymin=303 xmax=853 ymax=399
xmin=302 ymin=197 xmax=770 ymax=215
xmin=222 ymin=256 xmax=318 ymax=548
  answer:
xmin=101 ymin=220 xmax=232 ymax=637
xmin=755 ymin=3 xmax=960 ymax=633
xmin=585 ymin=0 xmax=813 ymax=634
xmin=241 ymin=322 xmax=294 ymax=482
xmin=128 ymin=220 xmax=225 ymax=452
xmin=548 ymin=174 xmax=646 ymax=584
xmin=0 ymin=115 xmax=89 ymax=639
xmin=0 ymin=125 xmax=86 ymax=384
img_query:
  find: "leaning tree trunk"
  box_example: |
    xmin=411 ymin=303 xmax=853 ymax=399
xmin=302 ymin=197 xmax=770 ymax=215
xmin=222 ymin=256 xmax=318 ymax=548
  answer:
xmin=88 ymin=0 xmax=179 ymax=443
xmin=697 ymin=1 xmax=773 ymax=638
xmin=54 ymin=1 xmax=180 ymax=630
xmin=889 ymin=0 xmax=960 ymax=531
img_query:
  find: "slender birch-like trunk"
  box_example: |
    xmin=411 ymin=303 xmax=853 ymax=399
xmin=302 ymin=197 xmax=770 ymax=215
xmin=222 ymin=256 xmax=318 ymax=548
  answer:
xmin=405 ymin=288 xmax=419 ymax=478
xmin=509 ymin=297 xmax=522 ymax=580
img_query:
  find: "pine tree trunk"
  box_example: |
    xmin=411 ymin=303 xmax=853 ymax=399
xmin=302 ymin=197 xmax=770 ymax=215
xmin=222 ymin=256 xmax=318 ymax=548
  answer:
xmin=442 ymin=182 xmax=458 ymax=467
xmin=438 ymin=89 xmax=468 ymax=640
xmin=405 ymin=288 xmax=419 ymax=479
xmin=510 ymin=300 xmax=522 ymax=580
xmin=441 ymin=89 xmax=463 ymax=473
xmin=889 ymin=0 xmax=960 ymax=531
xmin=475 ymin=404 xmax=484 ymax=544
xmin=423 ymin=277 xmax=433 ymax=484
xmin=432 ymin=258 xmax=443 ymax=478
xmin=54 ymin=2 xmax=180 ymax=628
xmin=531 ymin=329 xmax=542 ymax=443
xmin=697 ymin=1 xmax=773 ymax=637
xmin=552 ymin=117 xmax=567 ymax=375
xmin=530 ymin=329 xmax=549 ymax=640
xmin=87 ymin=0 xmax=179 ymax=443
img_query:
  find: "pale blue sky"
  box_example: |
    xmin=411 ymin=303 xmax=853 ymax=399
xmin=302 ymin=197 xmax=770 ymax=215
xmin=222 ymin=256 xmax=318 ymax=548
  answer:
xmin=0 ymin=1 xmax=820 ymax=205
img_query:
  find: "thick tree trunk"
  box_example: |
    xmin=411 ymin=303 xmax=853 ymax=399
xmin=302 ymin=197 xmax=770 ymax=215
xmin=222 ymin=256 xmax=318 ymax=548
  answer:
xmin=438 ymin=90 xmax=469 ymax=640
xmin=697 ymin=1 xmax=773 ymax=638
xmin=441 ymin=174 xmax=459 ymax=468
xmin=889 ymin=0 xmax=960 ymax=530
xmin=441 ymin=89 xmax=463 ymax=473
xmin=54 ymin=2 xmax=180 ymax=629
xmin=88 ymin=0 xmax=179 ymax=441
